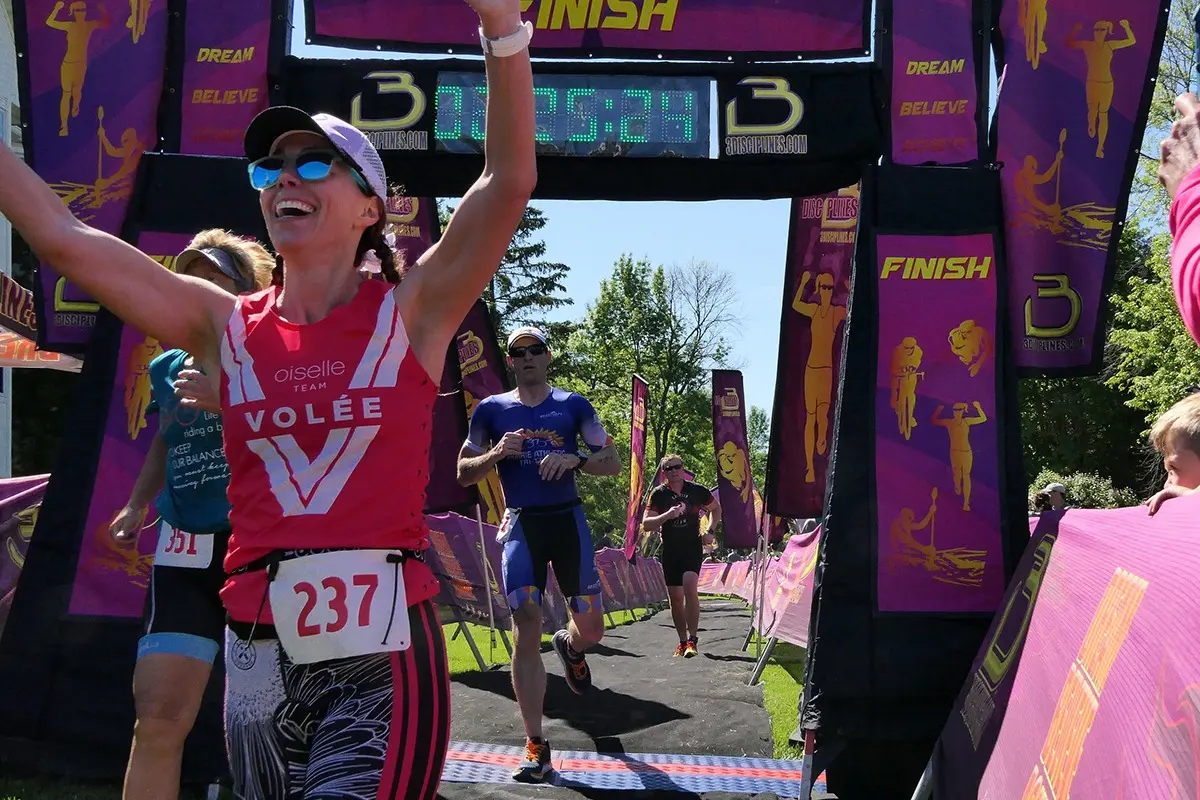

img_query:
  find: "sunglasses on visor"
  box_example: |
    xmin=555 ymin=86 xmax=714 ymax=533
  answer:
xmin=247 ymin=149 xmax=372 ymax=195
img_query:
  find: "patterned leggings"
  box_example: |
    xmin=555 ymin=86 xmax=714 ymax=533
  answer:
xmin=224 ymin=600 xmax=450 ymax=799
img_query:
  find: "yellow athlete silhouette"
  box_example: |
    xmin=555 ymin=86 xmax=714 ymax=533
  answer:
xmin=1066 ymin=20 xmax=1136 ymax=159
xmin=793 ymin=268 xmax=849 ymax=483
xmin=717 ymin=440 xmax=751 ymax=503
xmin=127 ymin=0 xmax=150 ymax=43
xmin=1012 ymin=130 xmax=1115 ymax=250
xmin=1014 ymin=137 xmax=1066 ymax=229
xmin=886 ymin=488 xmax=986 ymax=586
xmin=931 ymin=402 xmax=988 ymax=511
xmin=124 ymin=335 xmax=161 ymax=440
xmin=948 ymin=320 xmax=992 ymax=378
xmin=46 ymin=1 xmax=110 ymax=137
xmin=1018 ymin=0 xmax=1048 ymax=69
xmin=95 ymin=110 xmax=145 ymax=197
xmin=890 ymin=337 xmax=924 ymax=441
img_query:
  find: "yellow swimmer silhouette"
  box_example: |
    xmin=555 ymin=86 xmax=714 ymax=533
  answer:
xmin=127 ymin=0 xmax=150 ymax=43
xmin=886 ymin=488 xmax=986 ymax=587
xmin=890 ymin=337 xmax=924 ymax=441
xmin=1018 ymin=0 xmax=1048 ymax=69
xmin=931 ymin=402 xmax=988 ymax=512
xmin=46 ymin=1 xmax=110 ymax=137
xmin=1012 ymin=129 xmax=1115 ymax=250
xmin=717 ymin=440 xmax=752 ymax=503
xmin=1066 ymin=20 xmax=1136 ymax=159
xmin=948 ymin=320 xmax=992 ymax=378
xmin=793 ymin=267 xmax=849 ymax=483
xmin=124 ymin=334 xmax=161 ymax=440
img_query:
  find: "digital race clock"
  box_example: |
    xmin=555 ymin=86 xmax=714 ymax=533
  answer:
xmin=434 ymin=72 xmax=710 ymax=158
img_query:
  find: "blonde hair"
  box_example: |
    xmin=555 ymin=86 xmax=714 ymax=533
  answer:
xmin=659 ymin=453 xmax=684 ymax=471
xmin=1150 ymin=393 xmax=1200 ymax=456
xmin=184 ymin=228 xmax=274 ymax=291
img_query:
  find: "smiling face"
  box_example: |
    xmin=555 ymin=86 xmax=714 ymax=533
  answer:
xmin=258 ymin=132 xmax=379 ymax=264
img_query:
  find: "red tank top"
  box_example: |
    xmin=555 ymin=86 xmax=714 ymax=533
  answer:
xmin=218 ymin=280 xmax=439 ymax=624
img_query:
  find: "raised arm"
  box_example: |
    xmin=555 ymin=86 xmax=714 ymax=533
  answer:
xmin=1162 ymin=94 xmax=1200 ymax=346
xmin=0 ymin=144 xmax=233 ymax=360
xmin=1112 ymin=19 xmax=1136 ymax=49
xmin=45 ymin=3 xmax=68 ymax=30
xmin=791 ymin=271 xmax=816 ymax=317
xmin=400 ymin=0 xmax=536 ymax=366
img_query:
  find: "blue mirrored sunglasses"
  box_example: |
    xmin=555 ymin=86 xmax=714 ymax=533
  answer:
xmin=247 ymin=149 xmax=371 ymax=195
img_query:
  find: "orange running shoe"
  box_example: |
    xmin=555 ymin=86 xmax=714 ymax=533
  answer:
xmin=673 ymin=641 xmax=687 ymax=657
xmin=684 ymin=636 xmax=698 ymax=658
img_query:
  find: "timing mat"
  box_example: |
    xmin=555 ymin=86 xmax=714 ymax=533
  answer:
xmin=441 ymin=740 xmax=827 ymax=797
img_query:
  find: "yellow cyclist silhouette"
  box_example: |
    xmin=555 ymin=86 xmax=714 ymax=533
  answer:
xmin=1018 ymin=0 xmax=1048 ymax=69
xmin=127 ymin=0 xmax=151 ymax=43
xmin=124 ymin=334 xmax=161 ymax=440
xmin=931 ymin=401 xmax=988 ymax=511
xmin=1066 ymin=20 xmax=1136 ymax=159
xmin=890 ymin=337 xmax=924 ymax=440
xmin=46 ymin=1 xmax=110 ymax=137
xmin=793 ymin=266 xmax=849 ymax=483
xmin=948 ymin=320 xmax=992 ymax=378
xmin=717 ymin=440 xmax=751 ymax=503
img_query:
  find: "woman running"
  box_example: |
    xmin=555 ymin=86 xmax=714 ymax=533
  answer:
xmin=0 ymin=0 xmax=534 ymax=794
xmin=108 ymin=230 xmax=272 ymax=800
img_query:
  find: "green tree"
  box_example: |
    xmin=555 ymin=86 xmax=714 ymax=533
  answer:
xmin=438 ymin=203 xmax=572 ymax=338
xmin=746 ymin=405 xmax=769 ymax=492
xmin=1028 ymin=469 xmax=1139 ymax=513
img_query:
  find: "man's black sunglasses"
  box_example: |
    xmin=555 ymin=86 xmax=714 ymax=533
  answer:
xmin=508 ymin=344 xmax=548 ymax=358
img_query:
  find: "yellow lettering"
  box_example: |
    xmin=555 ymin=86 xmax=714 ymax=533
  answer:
xmin=53 ymin=277 xmax=99 ymax=314
xmin=550 ymin=0 xmax=589 ymax=29
xmin=1024 ymin=273 xmax=1082 ymax=338
xmin=602 ymin=0 xmax=639 ymax=28
xmin=880 ymin=256 xmax=906 ymax=279
xmin=639 ymin=0 xmax=677 ymax=30
xmin=905 ymin=59 xmax=966 ymax=75
xmin=879 ymin=256 xmax=992 ymax=280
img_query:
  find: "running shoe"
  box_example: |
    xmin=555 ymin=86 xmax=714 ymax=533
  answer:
xmin=673 ymin=641 xmax=687 ymax=657
xmin=684 ymin=636 xmax=698 ymax=658
xmin=512 ymin=737 xmax=553 ymax=783
xmin=552 ymin=629 xmax=592 ymax=694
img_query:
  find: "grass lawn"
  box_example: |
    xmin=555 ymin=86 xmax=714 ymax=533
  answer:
xmin=0 ymin=604 xmax=807 ymax=798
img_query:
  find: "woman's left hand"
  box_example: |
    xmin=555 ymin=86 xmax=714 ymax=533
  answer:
xmin=463 ymin=0 xmax=523 ymax=33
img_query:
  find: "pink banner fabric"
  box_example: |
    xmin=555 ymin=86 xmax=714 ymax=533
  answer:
xmin=697 ymin=526 xmax=820 ymax=648
xmin=624 ymin=376 xmax=650 ymax=560
xmin=935 ymin=498 xmax=1200 ymax=798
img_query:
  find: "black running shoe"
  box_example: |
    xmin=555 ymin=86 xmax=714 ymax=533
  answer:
xmin=512 ymin=737 xmax=552 ymax=783
xmin=552 ymin=629 xmax=592 ymax=694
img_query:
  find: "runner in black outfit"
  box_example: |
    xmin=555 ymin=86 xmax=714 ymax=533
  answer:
xmin=643 ymin=454 xmax=721 ymax=657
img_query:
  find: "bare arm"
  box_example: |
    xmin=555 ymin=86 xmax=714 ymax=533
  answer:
xmin=0 ymin=144 xmax=233 ymax=360
xmin=457 ymin=442 xmax=501 ymax=487
xmin=400 ymin=2 xmax=536 ymax=372
xmin=580 ymin=444 xmax=621 ymax=477
xmin=704 ymin=498 xmax=723 ymax=529
xmin=127 ymin=432 xmax=167 ymax=510
xmin=643 ymin=507 xmax=676 ymax=532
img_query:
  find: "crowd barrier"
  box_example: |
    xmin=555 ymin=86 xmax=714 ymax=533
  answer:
xmin=0 ymin=475 xmax=49 ymax=641
xmin=424 ymin=512 xmax=669 ymax=666
xmin=698 ymin=527 xmax=820 ymax=650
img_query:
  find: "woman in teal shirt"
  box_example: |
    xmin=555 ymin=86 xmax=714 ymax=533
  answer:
xmin=108 ymin=229 xmax=273 ymax=800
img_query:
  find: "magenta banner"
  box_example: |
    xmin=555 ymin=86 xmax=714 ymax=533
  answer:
xmin=178 ymin=0 xmax=272 ymax=156
xmin=67 ymin=231 xmax=190 ymax=617
xmin=889 ymin=0 xmax=979 ymax=165
xmin=0 ymin=476 xmax=50 ymax=639
xmin=307 ymin=0 xmax=867 ymax=59
xmin=455 ymin=299 xmax=511 ymax=527
xmin=767 ymin=185 xmax=858 ymax=519
xmin=16 ymin=0 xmax=170 ymax=352
xmin=623 ymin=375 xmax=650 ymax=560
xmin=936 ymin=499 xmax=1200 ymax=798
xmin=997 ymin=0 xmax=1169 ymax=372
xmin=712 ymin=370 xmax=757 ymax=550
xmin=874 ymin=233 xmax=1005 ymax=614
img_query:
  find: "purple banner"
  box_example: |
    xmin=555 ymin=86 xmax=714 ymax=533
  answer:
xmin=874 ymin=233 xmax=1005 ymax=614
xmin=997 ymin=0 xmax=1170 ymax=372
xmin=767 ymin=185 xmax=858 ymax=519
xmin=178 ymin=0 xmax=272 ymax=156
xmin=889 ymin=0 xmax=979 ymax=164
xmin=18 ymin=0 xmax=170 ymax=352
xmin=712 ymin=369 xmax=757 ymax=550
xmin=936 ymin=500 xmax=1200 ymax=798
xmin=67 ymin=231 xmax=190 ymax=617
xmin=455 ymin=299 xmax=511 ymax=527
xmin=624 ymin=375 xmax=649 ymax=560
xmin=0 ymin=476 xmax=51 ymax=639
xmin=307 ymin=0 xmax=867 ymax=58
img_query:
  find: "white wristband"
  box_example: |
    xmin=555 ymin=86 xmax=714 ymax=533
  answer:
xmin=479 ymin=20 xmax=533 ymax=58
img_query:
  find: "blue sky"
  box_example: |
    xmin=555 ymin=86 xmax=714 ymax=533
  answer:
xmin=292 ymin=3 xmax=997 ymax=418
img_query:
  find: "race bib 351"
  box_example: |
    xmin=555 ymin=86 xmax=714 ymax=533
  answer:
xmin=155 ymin=521 xmax=215 ymax=569
xmin=268 ymin=549 xmax=410 ymax=665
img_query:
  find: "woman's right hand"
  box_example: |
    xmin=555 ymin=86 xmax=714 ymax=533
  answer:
xmin=109 ymin=504 xmax=147 ymax=548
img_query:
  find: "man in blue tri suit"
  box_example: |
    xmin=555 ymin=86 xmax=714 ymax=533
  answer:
xmin=457 ymin=325 xmax=621 ymax=784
